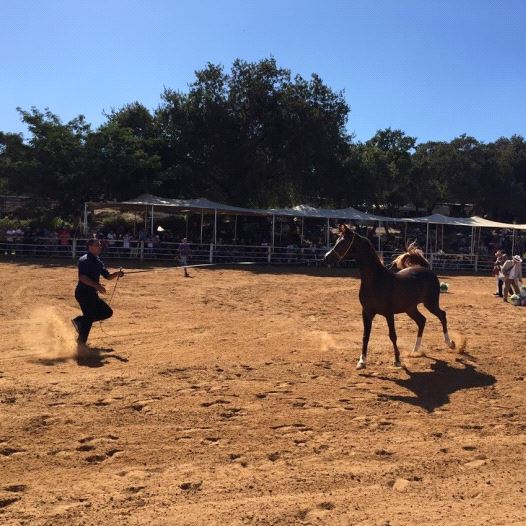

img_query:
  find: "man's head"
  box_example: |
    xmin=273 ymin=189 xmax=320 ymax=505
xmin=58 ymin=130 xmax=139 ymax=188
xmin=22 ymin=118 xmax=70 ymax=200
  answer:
xmin=87 ymin=238 xmax=102 ymax=256
xmin=495 ymin=250 xmax=502 ymax=257
xmin=182 ymin=238 xmax=187 ymax=243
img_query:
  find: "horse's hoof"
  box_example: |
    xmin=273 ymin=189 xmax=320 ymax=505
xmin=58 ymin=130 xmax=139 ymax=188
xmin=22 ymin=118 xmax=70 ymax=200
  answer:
xmin=393 ymin=360 xmax=402 ymax=369
xmin=449 ymin=341 xmax=456 ymax=350
xmin=356 ymin=361 xmax=366 ymax=370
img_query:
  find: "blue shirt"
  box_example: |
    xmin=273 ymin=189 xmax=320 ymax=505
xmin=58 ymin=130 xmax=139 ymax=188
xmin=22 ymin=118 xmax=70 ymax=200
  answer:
xmin=76 ymin=252 xmax=110 ymax=292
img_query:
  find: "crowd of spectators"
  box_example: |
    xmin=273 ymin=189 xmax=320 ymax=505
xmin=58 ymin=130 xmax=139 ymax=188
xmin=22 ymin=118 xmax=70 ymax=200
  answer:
xmin=1 ymin=220 xmax=525 ymax=266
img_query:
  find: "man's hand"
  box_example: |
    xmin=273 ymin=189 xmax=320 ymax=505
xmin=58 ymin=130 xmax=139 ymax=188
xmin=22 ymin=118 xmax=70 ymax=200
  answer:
xmin=97 ymin=284 xmax=107 ymax=294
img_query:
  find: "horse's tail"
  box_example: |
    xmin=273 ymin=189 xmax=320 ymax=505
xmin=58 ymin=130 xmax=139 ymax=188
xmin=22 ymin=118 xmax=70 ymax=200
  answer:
xmin=393 ymin=242 xmax=430 ymax=269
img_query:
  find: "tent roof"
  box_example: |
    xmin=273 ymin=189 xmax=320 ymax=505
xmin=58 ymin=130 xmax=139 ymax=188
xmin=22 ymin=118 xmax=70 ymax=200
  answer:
xmin=87 ymin=195 xmax=526 ymax=229
xmin=257 ymin=205 xmax=400 ymax=222
xmin=403 ymin=213 xmax=526 ymax=230
xmin=88 ymin=194 xmax=268 ymax=216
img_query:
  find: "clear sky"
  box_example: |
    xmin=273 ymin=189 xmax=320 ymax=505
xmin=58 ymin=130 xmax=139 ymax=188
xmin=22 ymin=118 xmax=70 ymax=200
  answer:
xmin=2 ymin=0 xmax=525 ymax=143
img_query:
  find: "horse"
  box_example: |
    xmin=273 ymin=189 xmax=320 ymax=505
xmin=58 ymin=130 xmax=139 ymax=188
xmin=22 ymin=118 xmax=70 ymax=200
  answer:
xmin=323 ymin=226 xmax=455 ymax=370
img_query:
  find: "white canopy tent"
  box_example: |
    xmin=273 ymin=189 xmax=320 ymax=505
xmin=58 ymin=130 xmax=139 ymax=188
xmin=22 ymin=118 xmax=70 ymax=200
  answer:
xmin=85 ymin=195 xmax=526 ymax=253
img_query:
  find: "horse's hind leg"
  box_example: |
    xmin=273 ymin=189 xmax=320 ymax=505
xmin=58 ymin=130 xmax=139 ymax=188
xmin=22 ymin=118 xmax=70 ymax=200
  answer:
xmin=386 ymin=313 xmax=402 ymax=368
xmin=424 ymin=298 xmax=455 ymax=350
xmin=406 ymin=307 xmax=426 ymax=356
xmin=357 ymin=310 xmax=375 ymax=370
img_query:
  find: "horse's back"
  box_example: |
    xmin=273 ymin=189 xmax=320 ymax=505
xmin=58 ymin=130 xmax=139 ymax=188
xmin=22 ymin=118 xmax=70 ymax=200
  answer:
xmin=389 ymin=265 xmax=440 ymax=312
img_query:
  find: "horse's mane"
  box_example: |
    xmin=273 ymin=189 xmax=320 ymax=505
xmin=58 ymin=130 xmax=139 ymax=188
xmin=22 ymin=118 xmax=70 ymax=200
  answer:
xmin=391 ymin=241 xmax=430 ymax=270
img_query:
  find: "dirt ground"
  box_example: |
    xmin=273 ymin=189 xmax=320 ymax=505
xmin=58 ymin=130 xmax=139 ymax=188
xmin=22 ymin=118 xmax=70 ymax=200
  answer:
xmin=1 ymin=261 xmax=525 ymax=526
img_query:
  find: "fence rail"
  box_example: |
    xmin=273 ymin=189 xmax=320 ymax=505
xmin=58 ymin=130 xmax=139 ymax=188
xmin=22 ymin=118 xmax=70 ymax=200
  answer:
xmin=0 ymin=239 xmax=496 ymax=272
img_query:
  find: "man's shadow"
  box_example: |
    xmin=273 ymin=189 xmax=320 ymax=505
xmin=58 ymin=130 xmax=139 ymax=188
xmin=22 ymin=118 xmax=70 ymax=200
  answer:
xmin=76 ymin=347 xmax=129 ymax=368
xmin=370 ymin=359 xmax=496 ymax=412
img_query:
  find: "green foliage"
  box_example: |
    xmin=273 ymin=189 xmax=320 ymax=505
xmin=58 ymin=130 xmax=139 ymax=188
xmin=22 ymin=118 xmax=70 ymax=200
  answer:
xmin=1 ymin=58 xmax=526 ymax=223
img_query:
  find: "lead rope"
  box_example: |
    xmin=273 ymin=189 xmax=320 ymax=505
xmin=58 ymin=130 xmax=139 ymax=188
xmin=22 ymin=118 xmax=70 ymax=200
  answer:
xmin=98 ymin=268 xmax=122 ymax=337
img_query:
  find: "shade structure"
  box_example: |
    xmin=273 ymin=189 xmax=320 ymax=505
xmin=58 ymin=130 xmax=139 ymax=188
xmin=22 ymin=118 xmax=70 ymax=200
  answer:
xmin=401 ymin=213 xmax=526 ymax=231
xmin=88 ymin=194 xmax=269 ymax=216
xmin=86 ymin=194 xmax=526 ymax=230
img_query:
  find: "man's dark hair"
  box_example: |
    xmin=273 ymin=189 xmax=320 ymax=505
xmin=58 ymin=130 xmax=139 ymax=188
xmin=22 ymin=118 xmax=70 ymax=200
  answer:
xmin=86 ymin=238 xmax=100 ymax=248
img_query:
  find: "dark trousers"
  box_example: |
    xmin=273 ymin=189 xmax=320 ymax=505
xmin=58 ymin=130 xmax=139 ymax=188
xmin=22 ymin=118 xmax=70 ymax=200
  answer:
xmin=74 ymin=288 xmax=113 ymax=343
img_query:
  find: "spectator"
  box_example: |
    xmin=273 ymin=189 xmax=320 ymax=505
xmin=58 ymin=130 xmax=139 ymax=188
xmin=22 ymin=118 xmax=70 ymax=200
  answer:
xmin=509 ymin=255 xmax=523 ymax=295
xmin=58 ymin=228 xmax=71 ymax=254
xmin=122 ymin=233 xmax=131 ymax=257
xmin=492 ymin=250 xmax=506 ymax=297
xmin=178 ymin=237 xmax=192 ymax=277
xmin=501 ymin=254 xmax=520 ymax=302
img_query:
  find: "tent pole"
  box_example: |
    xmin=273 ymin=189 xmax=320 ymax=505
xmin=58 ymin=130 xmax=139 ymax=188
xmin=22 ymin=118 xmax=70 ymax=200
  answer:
xmin=300 ymin=217 xmax=304 ymax=246
xmin=214 ymin=209 xmax=217 ymax=246
xmin=151 ymin=205 xmax=154 ymax=236
xmin=200 ymin=210 xmax=203 ymax=244
xmin=272 ymin=215 xmax=275 ymax=250
xmin=326 ymin=218 xmax=330 ymax=249
xmin=185 ymin=214 xmax=188 ymax=238
xmin=377 ymin=221 xmax=381 ymax=252
xmin=425 ymin=223 xmax=430 ymax=256
xmin=234 ymin=215 xmax=237 ymax=243
xmin=403 ymin=222 xmax=407 ymax=248
xmin=512 ymin=229 xmax=516 ymax=255
xmin=82 ymin=203 xmax=88 ymax=236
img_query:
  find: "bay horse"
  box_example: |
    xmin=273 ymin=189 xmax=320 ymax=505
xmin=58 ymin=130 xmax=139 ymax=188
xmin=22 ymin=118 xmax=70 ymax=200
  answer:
xmin=324 ymin=226 xmax=455 ymax=369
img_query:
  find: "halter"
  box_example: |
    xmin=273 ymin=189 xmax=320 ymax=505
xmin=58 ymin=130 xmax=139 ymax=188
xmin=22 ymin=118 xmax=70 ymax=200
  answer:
xmin=332 ymin=230 xmax=356 ymax=262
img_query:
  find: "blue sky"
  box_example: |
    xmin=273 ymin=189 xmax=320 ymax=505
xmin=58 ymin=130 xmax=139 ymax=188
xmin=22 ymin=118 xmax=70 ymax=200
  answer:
xmin=2 ymin=0 xmax=525 ymax=143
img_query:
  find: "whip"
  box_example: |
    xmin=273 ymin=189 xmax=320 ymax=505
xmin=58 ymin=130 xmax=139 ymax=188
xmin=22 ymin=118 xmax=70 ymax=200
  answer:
xmin=122 ymin=261 xmax=259 ymax=274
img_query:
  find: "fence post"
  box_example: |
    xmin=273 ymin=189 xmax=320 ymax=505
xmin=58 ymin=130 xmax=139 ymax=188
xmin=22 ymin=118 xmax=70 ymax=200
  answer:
xmin=72 ymin=238 xmax=77 ymax=259
xmin=268 ymin=245 xmax=271 ymax=264
xmin=140 ymin=241 xmax=144 ymax=261
xmin=209 ymin=243 xmax=213 ymax=263
xmin=474 ymin=255 xmax=478 ymax=273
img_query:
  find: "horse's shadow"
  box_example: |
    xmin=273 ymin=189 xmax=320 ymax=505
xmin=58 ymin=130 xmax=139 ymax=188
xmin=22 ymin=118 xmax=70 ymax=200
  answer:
xmin=368 ymin=359 xmax=496 ymax=412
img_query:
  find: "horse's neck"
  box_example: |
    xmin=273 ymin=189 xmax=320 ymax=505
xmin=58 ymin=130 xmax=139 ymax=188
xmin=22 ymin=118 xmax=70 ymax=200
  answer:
xmin=355 ymin=248 xmax=388 ymax=283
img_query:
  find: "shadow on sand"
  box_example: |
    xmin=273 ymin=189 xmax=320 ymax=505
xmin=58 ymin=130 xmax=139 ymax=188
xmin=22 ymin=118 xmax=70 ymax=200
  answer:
xmin=366 ymin=359 xmax=496 ymax=412
xmin=76 ymin=346 xmax=129 ymax=368
xmin=31 ymin=347 xmax=128 ymax=368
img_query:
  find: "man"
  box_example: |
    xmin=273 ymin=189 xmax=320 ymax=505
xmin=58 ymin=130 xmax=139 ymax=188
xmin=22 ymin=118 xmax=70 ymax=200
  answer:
xmin=501 ymin=254 xmax=520 ymax=302
xmin=509 ymin=255 xmax=523 ymax=295
xmin=492 ymin=250 xmax=506 ymax=297
xmin=72 ymin=239 xmax=123 ymax=346
xmin=178 ymin=238 xmax=191 ymax=277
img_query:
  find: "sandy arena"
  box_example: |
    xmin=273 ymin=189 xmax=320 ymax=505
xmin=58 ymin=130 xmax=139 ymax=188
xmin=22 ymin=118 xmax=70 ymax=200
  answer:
xmin=1 ymin=262 xmax=525 ymax=525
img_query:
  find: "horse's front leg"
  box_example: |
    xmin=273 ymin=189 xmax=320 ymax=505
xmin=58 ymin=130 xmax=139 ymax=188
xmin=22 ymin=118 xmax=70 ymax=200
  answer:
xmin=386 ymin=313 xmax=402 ymax=368
xmin=357 ymin=310 xmax=375 ymax=370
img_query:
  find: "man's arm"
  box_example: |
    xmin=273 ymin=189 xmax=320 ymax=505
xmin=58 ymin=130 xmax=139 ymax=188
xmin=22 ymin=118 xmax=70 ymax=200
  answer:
xmin=79 ymin=274 xmax=106 ymax=293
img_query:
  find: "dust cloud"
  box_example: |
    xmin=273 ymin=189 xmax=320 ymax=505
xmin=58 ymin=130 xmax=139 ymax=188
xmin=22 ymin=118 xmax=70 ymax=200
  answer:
xmin=21 ymin=306 xmax=78 ymax=363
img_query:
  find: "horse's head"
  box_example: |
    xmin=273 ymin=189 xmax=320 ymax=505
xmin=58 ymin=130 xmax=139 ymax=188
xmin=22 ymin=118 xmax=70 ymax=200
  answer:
xmin=323 ymin=225 xmax=358 ymax=266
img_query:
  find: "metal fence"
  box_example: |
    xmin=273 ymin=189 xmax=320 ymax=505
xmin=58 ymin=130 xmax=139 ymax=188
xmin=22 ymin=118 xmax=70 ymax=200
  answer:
xmin=0 ymin=238 xmax=496 ymax=272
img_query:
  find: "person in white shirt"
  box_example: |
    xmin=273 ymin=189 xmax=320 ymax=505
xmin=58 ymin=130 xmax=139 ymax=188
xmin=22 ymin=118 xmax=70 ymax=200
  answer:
xmin=508 ymin=255 xmax=523 ymax=296
xmin=502 ymin=255 xmax=521 ymax=302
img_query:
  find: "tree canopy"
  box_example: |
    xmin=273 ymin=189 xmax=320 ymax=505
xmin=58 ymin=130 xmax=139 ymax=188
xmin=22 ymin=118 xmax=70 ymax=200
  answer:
xmin=1 ymin=58 xmax=525 ymax=221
